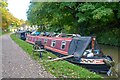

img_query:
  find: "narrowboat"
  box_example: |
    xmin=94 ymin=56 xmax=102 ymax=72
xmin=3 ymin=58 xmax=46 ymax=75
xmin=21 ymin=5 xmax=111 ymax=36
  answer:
xmin=26 ymin=34 xmax=113 ymax=73
xmin=15 ymin=31 xmax=26 ymax=40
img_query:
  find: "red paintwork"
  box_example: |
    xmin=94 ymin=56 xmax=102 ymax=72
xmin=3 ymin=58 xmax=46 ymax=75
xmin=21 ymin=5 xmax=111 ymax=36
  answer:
xmin=44 ymin=46 xmax=68 ymax=55
xmin=26 ymin=35 xmax=72 ymax=55
xmin=26 ymin=35 xmax=106 ymax=65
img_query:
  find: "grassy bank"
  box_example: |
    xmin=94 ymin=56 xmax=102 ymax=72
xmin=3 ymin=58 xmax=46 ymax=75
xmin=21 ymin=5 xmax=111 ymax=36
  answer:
xmin=10 ymin=34 xmax=103 ymax=79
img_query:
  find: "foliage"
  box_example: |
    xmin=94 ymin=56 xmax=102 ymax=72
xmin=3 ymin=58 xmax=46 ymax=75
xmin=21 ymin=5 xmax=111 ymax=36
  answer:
xmin=0 ymin=1 xmax=25 ymax=31
xmin=27 ymin=2 xmax=120 ymax=46
xmin=97 ymin=28 xmax=119 ymax=46
xmin=10 ymin=34 xmax=103 ymax=78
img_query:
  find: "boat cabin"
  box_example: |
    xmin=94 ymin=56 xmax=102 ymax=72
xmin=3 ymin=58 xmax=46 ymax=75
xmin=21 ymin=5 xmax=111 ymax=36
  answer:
xmin=26 ymin=35 xmax=103 ymax=57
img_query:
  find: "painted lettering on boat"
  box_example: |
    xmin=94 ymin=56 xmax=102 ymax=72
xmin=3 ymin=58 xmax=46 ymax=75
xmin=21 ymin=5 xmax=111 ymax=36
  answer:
xmin=80 ymin=58 xmax=104 ymax=64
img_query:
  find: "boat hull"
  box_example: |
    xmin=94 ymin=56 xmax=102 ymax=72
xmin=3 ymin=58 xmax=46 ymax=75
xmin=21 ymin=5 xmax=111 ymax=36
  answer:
xmin=45 ymin=48 xmax=110 ymax=73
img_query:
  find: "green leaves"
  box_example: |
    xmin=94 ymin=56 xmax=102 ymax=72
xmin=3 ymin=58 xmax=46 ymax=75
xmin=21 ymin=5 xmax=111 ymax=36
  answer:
xmin=92 ymin=6 xmax=113 ymax=20
xmin=0 ymin=1 xmax=24 ymax=30
xmin=76 ymin=13 xmax=86 ymax=22
xmin=0 ymin=1 xmax=8 ymax=8
xmin=78 ymin=3 xmax=95 ymax=12
xmin=27 ymin=2 xmax=120 ymax=46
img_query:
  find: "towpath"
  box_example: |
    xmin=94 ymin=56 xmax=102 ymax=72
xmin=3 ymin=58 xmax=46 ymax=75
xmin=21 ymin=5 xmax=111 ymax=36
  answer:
xmin=0 ymin=34 xmax=53 ymax=78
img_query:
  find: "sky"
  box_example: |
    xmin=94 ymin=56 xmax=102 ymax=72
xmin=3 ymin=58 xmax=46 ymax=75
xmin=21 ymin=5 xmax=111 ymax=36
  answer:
xmin=7 ymin=0 xmax=30 ymax=20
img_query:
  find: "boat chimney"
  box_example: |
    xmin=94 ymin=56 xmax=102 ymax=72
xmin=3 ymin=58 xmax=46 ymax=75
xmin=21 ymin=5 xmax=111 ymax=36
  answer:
xmin=92 ymin=36 xmax=96 ymax=53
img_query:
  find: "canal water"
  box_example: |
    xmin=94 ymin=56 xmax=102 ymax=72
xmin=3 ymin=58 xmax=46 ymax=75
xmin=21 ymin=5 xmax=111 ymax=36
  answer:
xmin=99 ymin=44 xmax=119 ymax=64
xmin=99 ymin=44 xmax=119 ymax=78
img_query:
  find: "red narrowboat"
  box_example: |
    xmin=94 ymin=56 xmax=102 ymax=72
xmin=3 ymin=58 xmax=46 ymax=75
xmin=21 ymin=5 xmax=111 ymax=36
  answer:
xmin=26 ymin=34 xmax=113 ymax=73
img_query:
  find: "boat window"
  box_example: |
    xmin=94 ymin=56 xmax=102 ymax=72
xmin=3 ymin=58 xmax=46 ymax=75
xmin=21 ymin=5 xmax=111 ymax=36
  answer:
xmin=38 ymin=38 xmax=42 ymax=41
xmin=34 ymin=38 xmax=37 ymax=42
xmin=29 ymin=37 xmax=31 ymax=40
xmin=26 ymin=36 xmax=28 ymax=40
xmin=33 ymin=38 xmax=35 ymax=42
xmin=44 ymin=38 xmax=47 ymax=45
xmin=61 ymin=41 xmax=66 ymax=50
xmin=28 ymin=37 xmax=30 ymax=40
xmin=30 ymin=37 xmax=32 ymax=41
xmin=51 ymin=40 xmax=56 ymax=47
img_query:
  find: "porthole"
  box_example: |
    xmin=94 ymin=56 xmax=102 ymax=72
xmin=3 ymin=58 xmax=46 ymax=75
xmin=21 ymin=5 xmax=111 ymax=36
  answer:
xmin=61 ymin=41 xmax=66 ymax=50
xmin=44 ymin=39 xmax=47 ymax=45
xmin=26 ymin=36 xmax=29 ymax=40
xmin=51 ymin=40 xmax=56 ymax=47
xmin=34 ymin=38 xmax=37 ymax=42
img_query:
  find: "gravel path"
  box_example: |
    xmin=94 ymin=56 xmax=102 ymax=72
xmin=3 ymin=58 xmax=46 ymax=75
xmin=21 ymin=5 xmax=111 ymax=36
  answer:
xmin=1 ymin=34 xmax=53 ymax=78
xmin=0 ymin=35 xmax=2 ymax=80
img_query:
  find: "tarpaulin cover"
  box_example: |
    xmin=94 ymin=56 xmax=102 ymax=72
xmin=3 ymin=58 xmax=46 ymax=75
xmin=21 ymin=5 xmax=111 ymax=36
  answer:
xmin=68 ymin=37 xmax=92 ymax=58
xmin=31 ymin=31 xmax=40 ymax=35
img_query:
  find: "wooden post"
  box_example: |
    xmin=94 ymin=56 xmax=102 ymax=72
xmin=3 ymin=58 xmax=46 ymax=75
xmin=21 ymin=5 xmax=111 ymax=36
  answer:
xmin=48 ymin=55 xmax=74 ymax=62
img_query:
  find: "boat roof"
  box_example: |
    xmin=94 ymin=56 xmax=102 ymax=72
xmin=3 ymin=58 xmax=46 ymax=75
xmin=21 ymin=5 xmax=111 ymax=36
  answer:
xmin=27 ymin=35 xmax=72 ymax=41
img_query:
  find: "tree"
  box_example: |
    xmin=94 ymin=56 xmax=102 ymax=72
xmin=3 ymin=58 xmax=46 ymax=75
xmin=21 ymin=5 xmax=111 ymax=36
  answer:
xmin=27 ymin=2 xmax=120 ymax=46
xmin=0 ymin=0 xmax=23 ymax=31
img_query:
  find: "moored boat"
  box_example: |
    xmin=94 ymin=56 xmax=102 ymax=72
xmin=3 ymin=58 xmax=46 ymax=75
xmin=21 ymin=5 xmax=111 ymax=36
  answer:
xmin=26 ymin=34 xmax=113 ymax=73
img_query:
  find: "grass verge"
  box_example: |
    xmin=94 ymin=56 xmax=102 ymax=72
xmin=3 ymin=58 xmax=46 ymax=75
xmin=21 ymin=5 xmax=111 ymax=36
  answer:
xmin=10 ymin=34 xmax=103 ymax=79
